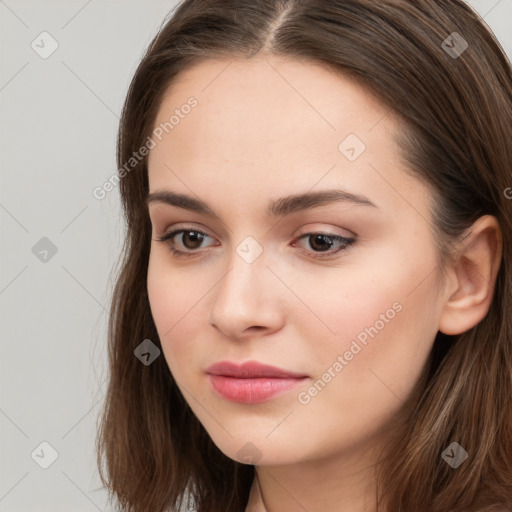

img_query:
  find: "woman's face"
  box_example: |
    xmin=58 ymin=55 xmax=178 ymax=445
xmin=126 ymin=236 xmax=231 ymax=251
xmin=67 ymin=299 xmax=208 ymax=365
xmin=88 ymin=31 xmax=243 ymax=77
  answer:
xmin=146 ymin=56 xmax=448 ymax=467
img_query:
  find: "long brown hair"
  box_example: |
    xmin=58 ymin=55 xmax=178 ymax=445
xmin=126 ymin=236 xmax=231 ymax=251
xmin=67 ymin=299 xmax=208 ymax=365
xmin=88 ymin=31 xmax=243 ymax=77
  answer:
xmin=95 ymin=1 xmax=512 ymax=510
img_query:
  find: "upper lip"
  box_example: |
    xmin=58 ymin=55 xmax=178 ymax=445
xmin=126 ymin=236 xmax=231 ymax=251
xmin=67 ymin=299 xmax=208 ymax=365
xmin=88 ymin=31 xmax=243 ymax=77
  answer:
xmin=206 ymin=360 xmax=308 ymax=379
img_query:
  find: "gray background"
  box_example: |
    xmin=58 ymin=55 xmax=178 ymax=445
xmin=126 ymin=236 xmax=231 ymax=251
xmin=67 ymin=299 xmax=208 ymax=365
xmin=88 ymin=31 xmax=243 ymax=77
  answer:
xmin=1 ymin=1 xmax=511 ymax=510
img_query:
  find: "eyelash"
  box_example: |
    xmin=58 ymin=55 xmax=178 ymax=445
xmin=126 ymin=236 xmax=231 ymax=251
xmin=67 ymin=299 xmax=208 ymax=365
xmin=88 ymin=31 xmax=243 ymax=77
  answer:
xmin=155 ymin=227 xmax=356 ymax=260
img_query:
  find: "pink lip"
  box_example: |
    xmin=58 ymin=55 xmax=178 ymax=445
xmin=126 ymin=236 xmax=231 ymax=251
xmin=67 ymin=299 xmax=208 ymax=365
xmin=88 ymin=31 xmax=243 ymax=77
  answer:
xmin=205 ymin=360 xmax=309 ymax=404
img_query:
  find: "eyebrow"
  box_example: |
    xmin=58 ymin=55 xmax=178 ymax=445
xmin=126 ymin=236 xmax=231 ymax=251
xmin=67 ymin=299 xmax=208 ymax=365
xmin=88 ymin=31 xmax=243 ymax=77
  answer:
xmin=146 ymin=188 xmax=378 ymax=219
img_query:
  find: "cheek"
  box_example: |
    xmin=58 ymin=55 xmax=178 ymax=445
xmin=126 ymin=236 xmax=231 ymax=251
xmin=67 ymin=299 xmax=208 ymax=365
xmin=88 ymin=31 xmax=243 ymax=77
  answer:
xmin=281 ymin=261 xmax=405 ymax=358
xmin=289 ymin=244 xmax=439 ymax=400
xmin=290 ymin=294 xmax=435 ymax=454
xmin=146 ymin=257 xmax=206 ymax=377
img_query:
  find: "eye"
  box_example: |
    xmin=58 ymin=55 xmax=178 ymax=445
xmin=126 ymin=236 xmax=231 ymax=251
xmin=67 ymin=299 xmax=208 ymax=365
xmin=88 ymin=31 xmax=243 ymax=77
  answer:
xmin=292 ymin=232 xmax=355 ymax=259
xmin=156 ymin=228 xmax=216 ymax=257
xmin=155 ymin=227 xmax=356 ymax=259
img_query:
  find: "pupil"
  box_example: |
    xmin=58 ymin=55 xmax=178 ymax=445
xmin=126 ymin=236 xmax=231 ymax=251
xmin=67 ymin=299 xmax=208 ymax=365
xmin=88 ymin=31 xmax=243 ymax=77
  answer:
xmin=183 ymin=231 xmax=204 ymax=249
xmin=310 ymin=234 xmax=332 ymax=251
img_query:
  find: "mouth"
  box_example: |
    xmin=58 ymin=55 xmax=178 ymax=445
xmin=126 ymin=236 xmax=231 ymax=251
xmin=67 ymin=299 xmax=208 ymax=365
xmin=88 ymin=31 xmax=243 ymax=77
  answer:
xmin=205 ymin=360 xmax=309 ymax=403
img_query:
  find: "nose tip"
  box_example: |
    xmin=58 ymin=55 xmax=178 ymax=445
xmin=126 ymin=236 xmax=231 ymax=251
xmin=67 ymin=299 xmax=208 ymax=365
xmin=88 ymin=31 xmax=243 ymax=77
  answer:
xmin=208 ymin=253 xmax=283 ymax=340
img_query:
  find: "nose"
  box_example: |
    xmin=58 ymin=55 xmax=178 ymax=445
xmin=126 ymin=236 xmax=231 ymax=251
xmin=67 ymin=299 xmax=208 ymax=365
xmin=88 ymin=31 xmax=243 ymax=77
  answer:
xmin=208 ymin=246 xmax=284 ymax=340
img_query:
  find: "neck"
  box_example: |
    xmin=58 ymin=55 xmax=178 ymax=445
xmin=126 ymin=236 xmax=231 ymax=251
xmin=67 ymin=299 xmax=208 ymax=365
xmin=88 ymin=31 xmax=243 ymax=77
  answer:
xmin=245 ymin=441 xmax=386 ymax=512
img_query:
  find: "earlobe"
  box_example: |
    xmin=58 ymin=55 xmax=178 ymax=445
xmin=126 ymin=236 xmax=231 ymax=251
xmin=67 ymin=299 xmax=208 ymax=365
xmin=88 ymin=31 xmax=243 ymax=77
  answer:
xmin=438 ymin=215 xmax=502 ymax=336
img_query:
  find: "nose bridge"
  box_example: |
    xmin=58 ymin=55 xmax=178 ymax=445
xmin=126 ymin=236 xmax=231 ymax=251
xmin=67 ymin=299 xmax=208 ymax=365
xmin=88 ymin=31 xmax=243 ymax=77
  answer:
xmin=208 ymin=235 xmax=281 ymax=335
xmin=215 ymin=238 xmax=267 ymax=309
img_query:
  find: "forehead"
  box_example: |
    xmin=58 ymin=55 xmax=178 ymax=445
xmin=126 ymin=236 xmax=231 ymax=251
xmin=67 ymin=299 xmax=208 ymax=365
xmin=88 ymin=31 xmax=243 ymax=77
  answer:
xmin=146 ymin=56 xmax=428 ymax=221
xmin=149 ymin=55 xmax=391 ymax=164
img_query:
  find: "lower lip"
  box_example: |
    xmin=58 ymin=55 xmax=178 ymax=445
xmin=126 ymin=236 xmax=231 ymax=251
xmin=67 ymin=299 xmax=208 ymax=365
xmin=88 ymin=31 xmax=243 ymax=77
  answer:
xmin=208 ymin=374 xmax=308 ymax=404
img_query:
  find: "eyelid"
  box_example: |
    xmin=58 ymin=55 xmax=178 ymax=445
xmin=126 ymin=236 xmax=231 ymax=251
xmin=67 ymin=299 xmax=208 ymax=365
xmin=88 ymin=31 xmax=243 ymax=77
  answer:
xmin=155 ymin=222 xmax=210 ymax=240
xmin=293 ymin=223 xmax=356 ymax=239
xmin=158 ymin=222 xmax=355 ymax=240
xmin=156 ymin=225 xmax=216 ymax=246
xmin=156 ymin=222 xmax=356 ymax=260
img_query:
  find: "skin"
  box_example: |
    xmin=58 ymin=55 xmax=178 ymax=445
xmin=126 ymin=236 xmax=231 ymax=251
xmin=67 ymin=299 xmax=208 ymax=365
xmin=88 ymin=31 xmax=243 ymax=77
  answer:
xmin=146 ymin=56 xmax=502 ymax=512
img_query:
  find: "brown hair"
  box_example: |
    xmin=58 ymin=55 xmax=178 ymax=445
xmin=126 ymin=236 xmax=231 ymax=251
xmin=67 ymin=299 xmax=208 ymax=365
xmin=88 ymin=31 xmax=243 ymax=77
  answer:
xmin=95 ymin=1 xmax=512 ymax=511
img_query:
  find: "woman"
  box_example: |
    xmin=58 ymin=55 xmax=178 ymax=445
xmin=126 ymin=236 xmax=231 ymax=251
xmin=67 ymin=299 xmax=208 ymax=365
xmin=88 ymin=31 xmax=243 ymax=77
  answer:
xmin=95 ymin=1 xmax=512 ymax=511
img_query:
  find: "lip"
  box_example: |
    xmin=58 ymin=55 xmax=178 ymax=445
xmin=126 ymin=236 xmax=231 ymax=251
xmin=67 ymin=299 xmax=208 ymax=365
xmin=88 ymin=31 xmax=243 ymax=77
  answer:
xmin=205 ymin=360 xmax=309 ymax=404
xmin=205 ymin=360 xmax=309 ymax=379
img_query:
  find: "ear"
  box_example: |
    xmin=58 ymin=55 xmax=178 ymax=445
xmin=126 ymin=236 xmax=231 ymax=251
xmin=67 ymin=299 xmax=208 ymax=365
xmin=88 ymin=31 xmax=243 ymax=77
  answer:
xmin=438 ymin=215 xmax=502 ymax=335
